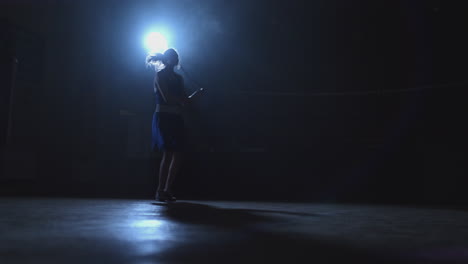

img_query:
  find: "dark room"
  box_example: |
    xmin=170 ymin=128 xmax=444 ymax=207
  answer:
xmin=1 ymin=0 xmax=468 ymax=263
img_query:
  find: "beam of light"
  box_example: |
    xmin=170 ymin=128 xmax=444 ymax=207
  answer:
xmin=144 ymin=32 xmax=168 ymax=54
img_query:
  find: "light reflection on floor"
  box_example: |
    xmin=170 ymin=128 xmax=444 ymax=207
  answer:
xmin=114 ymin=203 xmax=175 ymax=257
xmin=2 ymin=198 xmax=468 ymax=264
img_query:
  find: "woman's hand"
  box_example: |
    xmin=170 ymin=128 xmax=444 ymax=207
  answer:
xmin=188 ymin=88 xmax=204 ymax=99
xmin=181 ymin=88 xmax=203 ymax=107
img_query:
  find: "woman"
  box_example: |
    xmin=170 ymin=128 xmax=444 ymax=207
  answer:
xmin=147 ymin=48 xmax=188 ymax=202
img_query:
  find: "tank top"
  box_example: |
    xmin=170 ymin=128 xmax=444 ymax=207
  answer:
xmin=154 ymin=68 xmax=184 ymax=105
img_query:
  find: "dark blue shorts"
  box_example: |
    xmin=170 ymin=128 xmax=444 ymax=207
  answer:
xmin=152 ymin=112 xmax=186 ymax=152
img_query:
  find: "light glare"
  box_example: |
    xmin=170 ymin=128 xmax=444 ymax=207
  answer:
xmin=145 ymin=32 xmax=168 ymax=53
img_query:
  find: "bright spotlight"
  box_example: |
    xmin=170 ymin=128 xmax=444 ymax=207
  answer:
xmin=144 ymin=32 xmax=168 ymax=53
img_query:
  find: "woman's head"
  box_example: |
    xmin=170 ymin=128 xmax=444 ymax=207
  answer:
xmin=146 ymin=48 xmax=180 ymax=71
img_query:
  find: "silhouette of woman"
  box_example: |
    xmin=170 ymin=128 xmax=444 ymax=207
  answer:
xmin=147 ymin=48 xmax=188 ymax=202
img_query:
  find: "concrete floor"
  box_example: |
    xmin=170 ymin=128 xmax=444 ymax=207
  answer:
xmin=1 ymin=198 xmax=468 ymax=264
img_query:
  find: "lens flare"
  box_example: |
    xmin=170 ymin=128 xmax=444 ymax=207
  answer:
xmin=144 ymin=32 xmax=168 ymax=53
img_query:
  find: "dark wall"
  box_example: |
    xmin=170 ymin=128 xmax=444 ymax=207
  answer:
xmin=176 ymin=84 xmax=466 ymax=204
xmin=3 ymin=84 xmax=465 ymax=205
xmin=0 ymin=20 xmax=44 ymax=180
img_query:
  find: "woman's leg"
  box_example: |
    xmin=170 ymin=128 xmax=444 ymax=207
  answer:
xmin=157 ymin=151 xmax=172 ymax=193
xmin=164 ymin=152 xmax=183 ymax=193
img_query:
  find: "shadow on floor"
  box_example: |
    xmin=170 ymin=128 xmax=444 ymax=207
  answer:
xmin=152 ymin=201 xmax=319 ymax=228
xmin=147 ymin=201 xmax=409 ymax=264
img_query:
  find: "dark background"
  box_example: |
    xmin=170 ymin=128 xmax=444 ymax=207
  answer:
xmin=0 ymin=0 xmax=466 ymax=204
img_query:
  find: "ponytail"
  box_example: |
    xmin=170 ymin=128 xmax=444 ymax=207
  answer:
xmin=145 ymin=48 xmax=180 ymax=72
xmin=146 ymin=53 xmax=166 ymax=71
